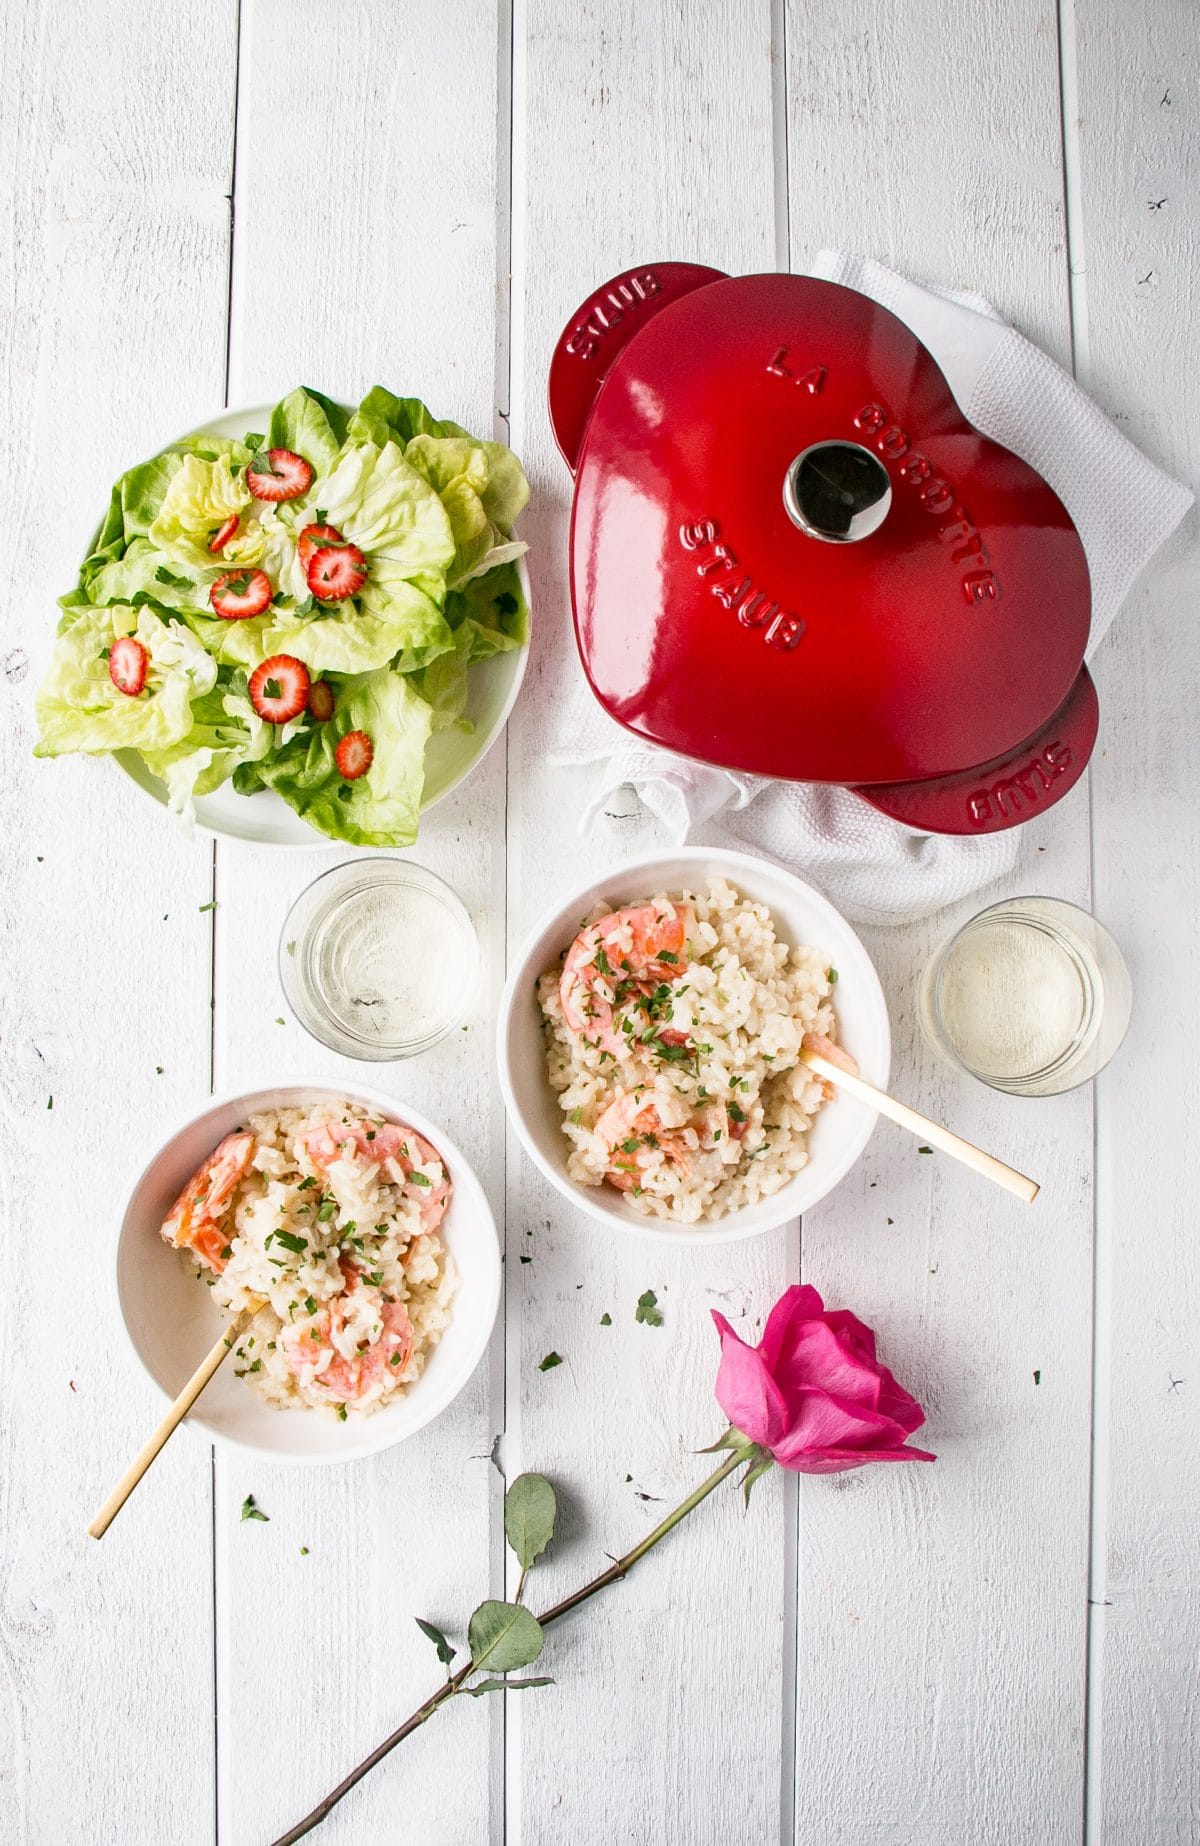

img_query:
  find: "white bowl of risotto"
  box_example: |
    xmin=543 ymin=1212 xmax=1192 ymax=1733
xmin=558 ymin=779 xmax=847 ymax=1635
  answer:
xmin=116 ymin=1082 xmax=501 ymax=1461
xmin=498 ymin=849 xmax=891 ymax=1245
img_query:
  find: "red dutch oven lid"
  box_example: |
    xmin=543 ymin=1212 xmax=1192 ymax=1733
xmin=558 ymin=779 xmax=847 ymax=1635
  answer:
xmin=549 ymin=264 xmax=1095 ymax=835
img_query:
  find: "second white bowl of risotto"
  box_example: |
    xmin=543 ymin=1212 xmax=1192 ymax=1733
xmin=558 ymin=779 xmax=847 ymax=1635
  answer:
xmin=116 ymin=1083 xmax=501 ymax=1461
xmin=498 ymin=849 xmax=891 ymax=1244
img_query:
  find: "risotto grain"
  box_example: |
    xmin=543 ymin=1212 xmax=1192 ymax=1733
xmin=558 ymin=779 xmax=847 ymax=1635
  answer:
xmin=160 ymin=1100 xmax=457 ymax=1414
xmin=538 ymin=878 xmax=843 ymax=1223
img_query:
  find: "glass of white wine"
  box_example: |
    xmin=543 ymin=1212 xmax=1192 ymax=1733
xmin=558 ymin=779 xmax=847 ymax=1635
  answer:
xmin=279 ymin=858 xmax=480 ymax=1060
xmin=918 ymin=896 xmax=1132 ymax=1096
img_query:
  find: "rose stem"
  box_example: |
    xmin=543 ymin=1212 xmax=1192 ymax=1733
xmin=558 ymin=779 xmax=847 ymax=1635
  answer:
xmin=271 ymin=1449 xmax=745 ymax=1846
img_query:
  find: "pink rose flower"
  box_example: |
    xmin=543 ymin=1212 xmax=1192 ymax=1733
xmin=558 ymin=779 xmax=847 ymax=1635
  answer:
xmin=712 ymin=1284 xmax=935 ymax=1474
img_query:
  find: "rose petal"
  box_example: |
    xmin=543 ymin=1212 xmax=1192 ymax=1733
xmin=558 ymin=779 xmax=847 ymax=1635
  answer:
xmin=758 ymin=1284 xmax=826 ymax=1371
xmin=779 ymin=1443 xmax=937 ymax=1476
xmin=873 ymin=1361 xmax=927 ymax=1435
xmin=769 ymin=1386 xmax=916 ymax=1464
xmin=711 ymin=1312 xmax=790 ymax=1448
xmin=769 ymin=1320 xmax=883 ymax=1412
xmin=821 ymin=1308 xmax=878 ymax=1364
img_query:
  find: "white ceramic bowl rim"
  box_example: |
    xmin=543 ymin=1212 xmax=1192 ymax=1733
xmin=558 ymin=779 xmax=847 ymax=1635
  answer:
xmin=114 ymin=1078 xmax=502 ymax=1463
xmin=497 ymin=846 xmax=891 ymax=1246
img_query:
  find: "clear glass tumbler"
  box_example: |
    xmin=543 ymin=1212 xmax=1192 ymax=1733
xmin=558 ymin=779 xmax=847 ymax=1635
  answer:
xmin=279 ymin=858 xmax=480 ymax=1060
xmin=918 ymin=895 xmax=1132 ymax=1096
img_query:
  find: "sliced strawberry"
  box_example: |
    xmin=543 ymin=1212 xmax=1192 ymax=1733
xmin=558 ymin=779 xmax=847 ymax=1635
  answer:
xmin=208 ymin=513 xmax=240 ymax=554
xmin=298 ymin=522 xmax=345 ymax=570
xmin=246 ymin=448 xmax=314 ymax=503
xmin=109 ymin=635 xmax=148 ymax=697
xmin=308 ymin=678 xmax=335 ymax=722
xmin=307 ymin=543 xmax=367 ymax=603
xmin=248 ymin=654 xmax=310 ymax=724
xmin=210 ymin=568 xmax=272 ymax=620
xmin=335 ymin=730 xmax=373 ymax=780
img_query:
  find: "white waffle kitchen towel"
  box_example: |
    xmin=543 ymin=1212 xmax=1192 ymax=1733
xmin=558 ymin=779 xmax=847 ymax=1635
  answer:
xmin=550 ymin=252 xmax=1193 ymax=926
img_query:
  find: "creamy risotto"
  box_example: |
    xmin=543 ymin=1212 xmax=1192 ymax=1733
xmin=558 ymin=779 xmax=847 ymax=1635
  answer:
xmin=537 ymin=878 xmax=848 ymax=1223
xmin=160 ymin=1099 xmax=457 ymax=1415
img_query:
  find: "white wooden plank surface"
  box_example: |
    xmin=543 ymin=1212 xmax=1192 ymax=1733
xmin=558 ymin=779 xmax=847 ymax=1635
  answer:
xmin=213 ymin=3 xmax=507 ymax=1842
xmin=1069 ymin=5 xmax=1200 ymax=1840
xmin=0 ymin=1 xmax=237 ymax=1841
xmin=785 ymin=7 xmax=1094 ymax=1841
xmin=4 ymin=0 xmax=1199 ymax=1841
xmin=505 ymin=6 xmax=799 ymax=1844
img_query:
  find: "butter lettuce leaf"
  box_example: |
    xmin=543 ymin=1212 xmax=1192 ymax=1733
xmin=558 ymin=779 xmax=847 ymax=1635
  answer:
xmin=268 ymin=387 xmax=348 ymax=478
xmin=317 ymin=441 xmax=455 ymax=585
xmin=446 ymin=560 xmax=529 ymax=659
xmin=234 ymin=668 xmax=433 ymax=847
xmin=35 ymin=604 xmax=218 ymax=757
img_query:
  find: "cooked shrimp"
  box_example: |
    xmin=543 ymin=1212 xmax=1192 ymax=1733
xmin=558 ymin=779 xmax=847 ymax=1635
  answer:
xmin=560 ymin=903 xmax=693 ymax=1056
xmin=280 ymin=1261 xmax=414 ymax=1405
xmin=594 ymin=1091 xmax=728 ymax=1193
xmin=302 ymin=1118 xmax=450 ymax=1233
xmin=161 ymin=1130 xmax=255 ymax=1274
xmin=802 ymin=1030 xmax=859 ymax=1101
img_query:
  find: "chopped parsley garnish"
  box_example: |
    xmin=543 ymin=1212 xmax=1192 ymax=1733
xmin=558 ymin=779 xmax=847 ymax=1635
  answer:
xmin=317 ymin=1196 xmax=337 ymax=1221
xmin=619 ymin=1136 xmax=640 ymax=1154
xmin=568 ymin=1107 xmax=584 ymax=1125
xmin=341 ymin=1220 xmax=357 ymax=1236
xmin=273 ymin=1230 xmax=308 ymax=1254
xmin=154 ymin=564 xmax=193 ymax=588
xmin=635 ymin=1289 xmax=663 ymax=1328
xmin=336 ymin=1404 xmax=348 ymax=1422
xmin=304 ymin=1295 xmax=318 ymax=1315
xmin=728 ymin=1103 xmax=746 ymax=1123
xmin=408 ymin=1172 xmax=431 ymax=1187
xmin=297 ymin=1176 xmax=316 ymax=1190
xmin=389 ymin=1352 xmax=403 ymax=1365
xmin=219 ymin=1244 xmax=233 ymax=1261
xmin=593 ymin=945 xmax=614 ymax=977
xmin=538 ymin=1351 xmax=563 ymax=1372
xmin=657 ymin=949 xmax=678 ymax=964
xmin=240 ymin=1495 xmax=269 ymax=1523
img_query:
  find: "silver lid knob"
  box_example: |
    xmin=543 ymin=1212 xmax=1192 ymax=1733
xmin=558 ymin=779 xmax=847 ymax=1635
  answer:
xmin=783 ymin=440 xmax=892 ymax=543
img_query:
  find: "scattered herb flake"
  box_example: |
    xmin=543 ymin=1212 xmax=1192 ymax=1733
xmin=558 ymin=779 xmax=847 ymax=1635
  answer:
xmin=300 ymin=1546 xmax=309 ymax=1555
xmin=918 ymin=1145 xmax=933 ymax=1155
xmin=337 ymin=1404 xmax=348 ymax=1422
xmin=198 ymin=901 xmax=217 ymax=913
xmin=317 ymin=1196 xmax=337 ymax=1221
xmin=47 ymin=1095 xmax=52 ymax=1111
xmin=599 ymin=1312 xmax=612 ymax=1327
xmin=827 ymin=967 xmax=838 ymax=983
xmin=635 ymin=1289 xmax=663 ymax=1328
xmin=241 ymin=1495 xmax=269 ymax=1523
xmin=1033 ymin=1370 xmax=1041 ymax=1386
xmin=538 ymin=1352 xmax=563 ymax=1372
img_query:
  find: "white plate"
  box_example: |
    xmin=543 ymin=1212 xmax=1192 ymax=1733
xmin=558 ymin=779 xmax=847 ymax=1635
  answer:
xmin=103 ymin=400 xmax=529 ymax=847
xmin=115 ymin=1081 xmax=502 ymax=1463
xmin=498 ymin=847 xmax=891 ymax=1246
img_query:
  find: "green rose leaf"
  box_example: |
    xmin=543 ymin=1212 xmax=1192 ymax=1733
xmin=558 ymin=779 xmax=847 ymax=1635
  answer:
xmin=463 ymin=1677 xmax=554 ymax=1697
xmin=503 ymin=1473 xmax=557 ymax=1571
xmin=466 ymin=1600 xmax=545 ymax=1675
xmin=414 ymin=1616 xmax=457 ymax=1670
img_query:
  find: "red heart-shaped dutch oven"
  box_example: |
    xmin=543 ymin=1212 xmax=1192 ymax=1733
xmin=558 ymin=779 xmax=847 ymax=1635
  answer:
xmin=548 ymin=264 xmax=1096 ymax=835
